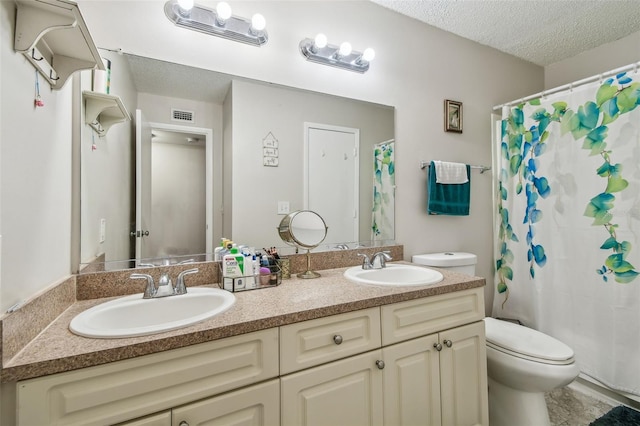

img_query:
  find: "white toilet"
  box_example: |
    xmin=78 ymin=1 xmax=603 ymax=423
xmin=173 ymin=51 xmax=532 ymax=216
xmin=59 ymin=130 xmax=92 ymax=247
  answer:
xmin=412 ymin=252 xmax=477 ymax=275
xmin=483 ymin=317 xmax=579 ymax=426
xmin=413 ymin=252 xmax=580 ymax=426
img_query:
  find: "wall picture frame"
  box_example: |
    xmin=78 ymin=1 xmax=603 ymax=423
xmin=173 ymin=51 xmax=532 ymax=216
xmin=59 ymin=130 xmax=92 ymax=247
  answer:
xmin=445 ymin=99 xmax=463 ymax=133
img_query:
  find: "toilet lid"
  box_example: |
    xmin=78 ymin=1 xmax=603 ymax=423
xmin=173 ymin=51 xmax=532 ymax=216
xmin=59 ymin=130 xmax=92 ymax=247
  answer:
xmin=484 ymin=317 xmax=575 ymax=365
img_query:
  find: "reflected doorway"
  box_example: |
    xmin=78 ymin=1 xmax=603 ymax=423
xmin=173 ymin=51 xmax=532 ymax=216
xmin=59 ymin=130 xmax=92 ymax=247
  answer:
xmin=134 ymin=112 xmax=214 ymax=261
xmin=304 ymin=123 xmax=359 ymax=245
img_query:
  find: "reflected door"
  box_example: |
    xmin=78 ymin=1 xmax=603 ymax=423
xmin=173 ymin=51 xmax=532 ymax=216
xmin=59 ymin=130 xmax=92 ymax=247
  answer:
xmin=305 ymin=123 xmax=359 ymax=244
xmin=135 ymin=109 xmax=152 ymax=261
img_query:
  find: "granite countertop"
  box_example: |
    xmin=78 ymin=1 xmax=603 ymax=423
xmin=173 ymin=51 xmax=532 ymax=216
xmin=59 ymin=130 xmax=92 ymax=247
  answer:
xmin=1 ymin=264 xmax=484 ymax=383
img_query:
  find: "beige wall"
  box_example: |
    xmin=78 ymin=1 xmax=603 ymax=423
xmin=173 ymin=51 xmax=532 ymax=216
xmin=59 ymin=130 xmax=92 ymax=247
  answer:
xmin=1 ymin=2 xmax=74 ymax=312
xmin=545 ymin=30 xmax=640 ymax=89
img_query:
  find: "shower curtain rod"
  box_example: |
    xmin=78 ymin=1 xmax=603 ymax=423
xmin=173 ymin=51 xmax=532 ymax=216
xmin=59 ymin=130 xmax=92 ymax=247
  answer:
xmin=493 ymin=60 xmax=640 ymax=111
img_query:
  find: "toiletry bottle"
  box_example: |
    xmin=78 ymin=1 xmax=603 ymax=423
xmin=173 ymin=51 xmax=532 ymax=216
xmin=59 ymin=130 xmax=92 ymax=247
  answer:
xmin=244 ymin=252 xmax=256 ymax=288
xmin=223 ymin=248 xmax=246 ymax=290
xmin=214 ymin=238 xmax=227 ymax=261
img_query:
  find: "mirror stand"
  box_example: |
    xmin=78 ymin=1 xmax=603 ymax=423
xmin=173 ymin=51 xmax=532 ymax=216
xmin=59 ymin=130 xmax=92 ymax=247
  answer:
xmin=278 ymin=210 xmax=328 ymax=279
xmin=298 ymin=249 xmax=321 ymax=279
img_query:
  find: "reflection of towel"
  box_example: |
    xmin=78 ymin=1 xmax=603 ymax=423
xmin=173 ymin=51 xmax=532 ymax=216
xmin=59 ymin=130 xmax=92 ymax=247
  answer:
xmin=434 ymin=161 xmax=468 ymax=183
xmin=427 ymin=161 xmax=470 ymax=215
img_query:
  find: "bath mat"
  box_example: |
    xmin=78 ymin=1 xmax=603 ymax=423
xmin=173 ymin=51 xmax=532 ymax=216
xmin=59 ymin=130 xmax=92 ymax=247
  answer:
xmin=590 ymin=406 xmax=640 ymax=425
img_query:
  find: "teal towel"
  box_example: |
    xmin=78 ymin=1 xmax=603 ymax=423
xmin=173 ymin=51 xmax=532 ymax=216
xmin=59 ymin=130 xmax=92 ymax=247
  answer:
xmin=427 ymin=161 xmax=471 ymax=215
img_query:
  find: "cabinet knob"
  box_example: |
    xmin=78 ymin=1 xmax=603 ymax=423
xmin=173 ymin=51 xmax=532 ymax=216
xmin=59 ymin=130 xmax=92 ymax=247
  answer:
xmin=433 ymin=342 xmax=442 ymax=351
xmin=179 ymin=422 xmax=189 ymax=426
xmin=375 ymin=360 xmax=385 ymax=370
xmin=333 ymin=334 xmax=343 ymax=345
xmin=443 ymin=339 xmax=453 ymax=348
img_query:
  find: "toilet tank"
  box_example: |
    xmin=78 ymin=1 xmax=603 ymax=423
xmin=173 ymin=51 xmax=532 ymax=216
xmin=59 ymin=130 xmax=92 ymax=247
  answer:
xmin=412 ymin=252 xmax=477 ymax=275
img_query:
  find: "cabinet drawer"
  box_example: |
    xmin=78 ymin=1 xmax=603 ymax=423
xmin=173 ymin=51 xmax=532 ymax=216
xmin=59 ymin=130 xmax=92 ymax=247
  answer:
xmin=280 ymin=307 xmax=381 ymax=374
xmin=16 ymin=328 xmax=279 ymax=426
xmin=381 ymin=287 xmax=484 ymax=346
xmin=116 ymin=411 xmax=171 ymax=426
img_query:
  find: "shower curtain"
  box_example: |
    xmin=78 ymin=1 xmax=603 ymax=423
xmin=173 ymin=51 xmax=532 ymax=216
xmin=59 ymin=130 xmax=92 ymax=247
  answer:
xmin=372 ymin=140 xmax=395 ymax=240
xmin=493 ymin=69 xmax=640 ymax=396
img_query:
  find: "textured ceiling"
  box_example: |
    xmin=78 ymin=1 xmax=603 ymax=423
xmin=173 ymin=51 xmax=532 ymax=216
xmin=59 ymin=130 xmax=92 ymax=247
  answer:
xmin=370 ymin=0 xmax=640 ymax=66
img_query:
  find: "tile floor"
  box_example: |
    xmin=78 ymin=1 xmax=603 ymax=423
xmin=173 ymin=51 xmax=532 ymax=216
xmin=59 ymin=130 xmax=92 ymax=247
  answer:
xmin=546 ymin=385 xmax=615 ymax=426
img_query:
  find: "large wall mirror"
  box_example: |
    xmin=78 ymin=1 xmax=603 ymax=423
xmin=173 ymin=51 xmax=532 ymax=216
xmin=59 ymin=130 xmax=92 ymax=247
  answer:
xmin=79 ymin=53 xmax=395 ymax=272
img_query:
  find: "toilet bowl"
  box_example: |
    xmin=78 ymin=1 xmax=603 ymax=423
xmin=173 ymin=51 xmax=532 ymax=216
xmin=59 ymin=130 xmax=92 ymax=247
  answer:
xmin=484 ymin=317 xmax=580 ymax=426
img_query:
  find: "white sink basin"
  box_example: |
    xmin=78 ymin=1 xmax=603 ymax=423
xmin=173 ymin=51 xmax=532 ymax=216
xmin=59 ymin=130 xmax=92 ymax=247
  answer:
xmin=69 ymin=287 xmax=235 ymax=339
xmin=343 ymin=264 xmax=444 ymax=286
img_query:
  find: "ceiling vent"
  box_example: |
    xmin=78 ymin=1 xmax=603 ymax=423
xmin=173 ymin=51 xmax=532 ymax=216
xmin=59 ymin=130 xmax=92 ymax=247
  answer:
xmin=171 ymin=108 xmax=195 ymax=123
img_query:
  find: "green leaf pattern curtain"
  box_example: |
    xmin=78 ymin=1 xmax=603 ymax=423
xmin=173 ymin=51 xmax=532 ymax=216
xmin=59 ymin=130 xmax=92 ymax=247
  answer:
xmin=494 ymin=70 xmax=640 ymax=396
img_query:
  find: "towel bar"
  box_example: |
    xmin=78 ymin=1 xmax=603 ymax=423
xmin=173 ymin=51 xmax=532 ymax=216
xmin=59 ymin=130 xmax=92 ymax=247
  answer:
xmin=420 ymin=161 xmax=491 ymax=174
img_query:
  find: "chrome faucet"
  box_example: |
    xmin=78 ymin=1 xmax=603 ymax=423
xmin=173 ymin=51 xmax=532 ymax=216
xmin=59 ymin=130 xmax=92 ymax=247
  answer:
xmin=335 ymin=244 xmax=350 ymax=250
xmin=357 ymin=251 xmax=392 ymax=270
xmin=371 ymin=251 xmax=392 ymax=269
xmin=130 ymin=268 xmax=199 ymax=299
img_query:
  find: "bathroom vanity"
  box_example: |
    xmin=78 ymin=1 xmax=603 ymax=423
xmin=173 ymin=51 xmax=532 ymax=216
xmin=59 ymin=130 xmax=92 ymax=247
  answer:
xmin=6 ymin=265 xmax=488 ymax=425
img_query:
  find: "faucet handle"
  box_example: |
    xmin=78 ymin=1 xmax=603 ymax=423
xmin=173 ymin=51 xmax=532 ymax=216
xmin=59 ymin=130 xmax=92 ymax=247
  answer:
xmin=357 ymin=253 xmax=372 ymax=270
xmin=175 ymin=268 xmax=199 ymax=294
xmin=131 ymin=273 xmax=155 ymax=298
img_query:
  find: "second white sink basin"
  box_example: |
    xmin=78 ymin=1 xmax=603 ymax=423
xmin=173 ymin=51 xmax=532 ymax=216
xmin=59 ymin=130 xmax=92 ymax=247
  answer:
xmin=344 ymin=264 xmax=444 ymax=286
xmin=69 ymin=287 xmax=236 ymax=339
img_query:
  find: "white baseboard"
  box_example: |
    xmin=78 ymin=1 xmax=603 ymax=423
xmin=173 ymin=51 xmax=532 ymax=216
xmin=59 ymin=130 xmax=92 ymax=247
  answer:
xmin=570 ymin=374 xmax=640 ymax=411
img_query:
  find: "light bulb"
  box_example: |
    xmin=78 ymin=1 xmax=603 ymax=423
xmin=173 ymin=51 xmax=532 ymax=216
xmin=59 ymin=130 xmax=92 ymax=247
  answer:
xmin=362 ymin=48 xmax=376 ymax=62
xmin=216 ymin=2 xmax=232 ymax=20
xmin=339 ymin=42 xmax=352 ymax=57
xmin=177 ymin=0 xmax=194 ymax=11
xmin=251 ymin=13 xmax=266 ymax=31
xmin=314 ymin=33 xmax=328 ymax=49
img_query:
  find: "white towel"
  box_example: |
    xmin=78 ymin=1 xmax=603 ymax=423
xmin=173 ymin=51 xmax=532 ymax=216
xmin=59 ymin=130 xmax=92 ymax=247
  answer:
xmin=434 ymin=161 xmax=468 ymax=184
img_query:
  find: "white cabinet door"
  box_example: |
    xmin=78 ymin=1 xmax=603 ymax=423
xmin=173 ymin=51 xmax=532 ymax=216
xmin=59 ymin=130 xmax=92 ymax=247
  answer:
xmin=172 ymin=379 xmax=280 ymax=426
xmin=281 ymin=350 xmax=384 ymax=426
xmin=439 ymin=321 xmax=489 ymax=426
xmin=382 ymin=334 xmax=442 ymax=426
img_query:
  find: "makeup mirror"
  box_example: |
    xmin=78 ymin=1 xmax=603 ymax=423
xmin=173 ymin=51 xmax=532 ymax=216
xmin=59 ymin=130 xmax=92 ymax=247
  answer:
xmin=278 ymin=210 xmax=328 ymax=278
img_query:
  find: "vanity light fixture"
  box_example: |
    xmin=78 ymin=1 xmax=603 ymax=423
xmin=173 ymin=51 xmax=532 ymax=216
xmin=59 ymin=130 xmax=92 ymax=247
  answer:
xmin=164 ymin=0 xmax=268 ymax=46
xmin=299 ymin=34 xmax=375 ymax=73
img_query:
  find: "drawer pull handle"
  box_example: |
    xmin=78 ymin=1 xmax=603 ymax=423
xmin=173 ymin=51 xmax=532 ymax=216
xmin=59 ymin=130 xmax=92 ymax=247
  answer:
xmin=333 ymin=334 xmax=343 ymax=345
xmin=179 ymin=422 xmax=189 ymax=426
xmin=376 ymin=360 xmax=385 ymax=370
xmin=433 ymin=342 xmax=442 ymax=351
xmin=443 ymin=339 xmax=453 ymax=348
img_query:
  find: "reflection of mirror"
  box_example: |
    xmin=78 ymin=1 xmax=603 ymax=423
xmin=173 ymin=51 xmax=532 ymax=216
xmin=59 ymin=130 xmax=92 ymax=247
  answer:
xmin=79 ymin=52 xmax=395 ymax=272
xmin=278 ymin=210 xmax=328 ymax=278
